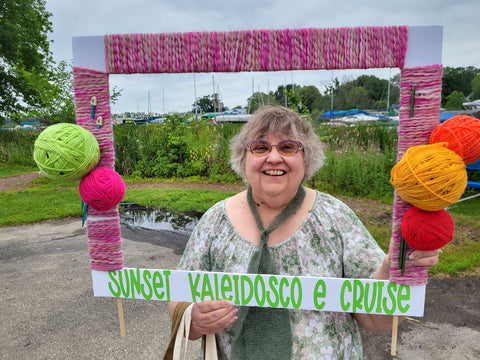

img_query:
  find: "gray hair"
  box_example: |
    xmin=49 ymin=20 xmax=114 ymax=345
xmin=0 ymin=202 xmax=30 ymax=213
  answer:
xmin=230 ymin=105 xmax=325 ymax=183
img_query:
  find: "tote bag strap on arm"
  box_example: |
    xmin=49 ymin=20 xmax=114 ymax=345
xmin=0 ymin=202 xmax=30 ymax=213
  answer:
xmin=172 ymin=303 xmax=218 ymax=360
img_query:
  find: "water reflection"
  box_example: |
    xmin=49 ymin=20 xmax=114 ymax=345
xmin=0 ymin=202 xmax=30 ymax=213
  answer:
xmin=120 ymin=205 xmax=203 ymax=234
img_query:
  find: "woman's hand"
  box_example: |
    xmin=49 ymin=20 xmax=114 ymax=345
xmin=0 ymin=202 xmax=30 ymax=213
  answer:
xmin=408 ymin=249 xmax=442 ymax=267
xmin=189 ymin=300 xmax=238 ymax=340
xmin=356 ymin=248 xmax=442 ymax=333
xmin=382 ymin=248 xmax=442 ymax=273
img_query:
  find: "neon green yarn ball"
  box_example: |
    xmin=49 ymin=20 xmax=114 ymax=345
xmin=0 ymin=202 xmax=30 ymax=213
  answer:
xmin=33 ymin=123 xmax=100 ymax=180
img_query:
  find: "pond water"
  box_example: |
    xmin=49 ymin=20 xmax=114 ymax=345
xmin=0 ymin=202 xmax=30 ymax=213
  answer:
xmin=120 ymin=205 xmax=203 ymax=235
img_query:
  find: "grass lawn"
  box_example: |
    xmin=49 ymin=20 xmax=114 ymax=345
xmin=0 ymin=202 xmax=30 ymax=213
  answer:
xmin=0 ymin=164 xmax=38 ymax=178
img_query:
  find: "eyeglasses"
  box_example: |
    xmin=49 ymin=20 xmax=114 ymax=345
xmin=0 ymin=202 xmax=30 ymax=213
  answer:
xmin=246 ymin=139 xmax=303 ymax=157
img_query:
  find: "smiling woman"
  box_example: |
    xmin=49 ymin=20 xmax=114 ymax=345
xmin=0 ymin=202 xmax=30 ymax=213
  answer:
xmin=167 ymin=105 xmax=441 ymax=359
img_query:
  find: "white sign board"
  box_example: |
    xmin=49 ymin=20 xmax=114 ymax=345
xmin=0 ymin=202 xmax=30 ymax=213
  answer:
xmin=92 ymin=268 xmax=426 ymax=316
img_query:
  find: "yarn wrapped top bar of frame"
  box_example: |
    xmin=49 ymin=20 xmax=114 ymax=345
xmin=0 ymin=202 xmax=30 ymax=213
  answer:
xmin=104 ymin=26 xmax=409 ymax=74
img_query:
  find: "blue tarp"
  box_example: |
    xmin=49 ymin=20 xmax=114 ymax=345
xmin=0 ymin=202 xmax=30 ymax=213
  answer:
xmin=467 ymin=159 xmax=480 ymax=189
xmin=439 ymin=112 xmax=457 ymax=123
xmin=467 ymin=159 xmax=480 ymax=171
xmin=321 ymin=109 xmax=368 ymax=118
xmin=320 ymin=109 xmax=459 ymax=122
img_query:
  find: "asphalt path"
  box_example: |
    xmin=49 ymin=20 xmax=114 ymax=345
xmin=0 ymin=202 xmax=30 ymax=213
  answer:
xmin=1 ymin=218 xmax=478 ymax=359
xmin=1 ymin=218 xmax=201 ymax=359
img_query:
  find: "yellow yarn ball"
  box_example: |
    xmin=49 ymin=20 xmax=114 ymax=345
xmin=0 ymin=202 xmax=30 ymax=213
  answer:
xmin=390 ymin=142 xmax=467 ymax=211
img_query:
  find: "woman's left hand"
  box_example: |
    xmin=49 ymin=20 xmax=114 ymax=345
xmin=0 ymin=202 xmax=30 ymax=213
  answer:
xmin=359 ymin=248 xmax=443 ymax=333
xmin=408 ymin=249 xmax=442 ymax=267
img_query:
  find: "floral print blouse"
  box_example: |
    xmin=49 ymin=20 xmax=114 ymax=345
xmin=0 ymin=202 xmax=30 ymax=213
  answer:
xmin=177 ymin=190 xmax=385 ymax=359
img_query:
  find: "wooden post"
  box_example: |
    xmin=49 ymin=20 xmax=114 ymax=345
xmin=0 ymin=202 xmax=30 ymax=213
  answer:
xmin=391 ymin=315 xmax=399 ymax=356
xmin=117 ymin=298 xmax=126 ymax=337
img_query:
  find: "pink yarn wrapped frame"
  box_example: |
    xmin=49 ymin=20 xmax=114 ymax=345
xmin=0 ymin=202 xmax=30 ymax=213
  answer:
xmin=73 ymin=26 xmax=439 ymax=285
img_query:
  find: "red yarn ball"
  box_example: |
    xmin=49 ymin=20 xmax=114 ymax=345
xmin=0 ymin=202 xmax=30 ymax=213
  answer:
xmin=430 ymin=115 xmax=480 ymax=164
xmin=79 ymin=168 xmax=125 ymax=211
xmin=401 ymin=207 xmax=454 ymax=251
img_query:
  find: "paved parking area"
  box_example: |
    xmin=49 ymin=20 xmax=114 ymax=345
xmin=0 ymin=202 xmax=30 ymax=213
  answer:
xmin=1 ymin=218 xmax=478 ymax=359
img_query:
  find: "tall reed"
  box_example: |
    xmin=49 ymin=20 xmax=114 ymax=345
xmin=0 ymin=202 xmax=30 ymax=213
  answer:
xmin=311 ymin=123 xmax=398 ymax=199
xmin=113 ymin=115 xmax=242 ymax=182
xmin=0 ymin=129 xmax=38 ymax=167
xmin=316 ymin=123 xmax=398 ymax=153
xmin=310 ymin=145 xmax=397 ymax=199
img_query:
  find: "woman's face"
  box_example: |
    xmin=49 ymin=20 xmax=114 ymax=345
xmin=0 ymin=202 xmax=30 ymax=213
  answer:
xmin=245 ymin=134 xmax=306 ymax=200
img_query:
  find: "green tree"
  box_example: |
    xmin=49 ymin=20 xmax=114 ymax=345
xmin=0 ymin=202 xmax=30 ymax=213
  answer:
xmin=29 ymin=61 xmax=122 ymax=125
xmin=285 ymin=88 xmax=303 ymax=112
xmin=297 ymin=85 xmax=322 ymax=112
xmin=31 ymin=60 xmax=75 ymax=124
xmin=321 ymin=78 xmax=340 ymax=111
xmin=273 ymin=84 xmax=299 ymax=108
xmin=342 ymin=75 xmax=399 ymax=110
xmin=354 ymin=75 xmax=386 ymax=102
xmin=332 ymin=80 xmax=369 ymax=110
xmin=345 ymin=86 xmax=370 ymax=109
xmin=110 ymin=85 xmax=123 ymax=106
xmin=192 ymin=94 xmax=222 ymax=114
xmin=442 ymin=67 xmax=480 ymax=105
xmin=373 ymin=100 xmax=388 ymax=110
xmin=471 ymin=74 xmax=480 ymax=100
xmin=444 ymin=90 xmax=466 ymax=110
xmin=247 ymin=91 xmax=276 ymax=113
xmin=0 ymin=0 xmax=54 ymax=120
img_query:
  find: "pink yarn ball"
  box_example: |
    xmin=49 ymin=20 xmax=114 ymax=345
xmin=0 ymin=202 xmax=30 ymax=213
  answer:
xmin=79 ymin=168 xmax=125 ymax=211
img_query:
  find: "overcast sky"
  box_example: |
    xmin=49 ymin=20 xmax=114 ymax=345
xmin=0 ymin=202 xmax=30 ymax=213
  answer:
xmin=45 ymin=0 xmax=480 ymax=114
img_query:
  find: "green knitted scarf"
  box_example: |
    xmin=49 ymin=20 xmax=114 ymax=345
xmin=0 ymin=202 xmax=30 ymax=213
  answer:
xmin=230 ymin=186 xmax=306 ymax=360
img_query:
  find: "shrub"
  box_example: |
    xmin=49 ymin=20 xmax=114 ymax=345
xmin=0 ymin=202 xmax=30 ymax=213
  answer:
xmin=113 ymin=114 xmax=241 ymax=181
xmin=311 ymin=123 xmax=398 ymax=200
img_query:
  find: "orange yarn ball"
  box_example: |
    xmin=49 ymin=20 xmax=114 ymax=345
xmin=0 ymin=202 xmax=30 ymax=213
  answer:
xmin=390 ymin=142 xmax=467 ymax=211
xmin=430 ymin=115 xmax=480 ymax=164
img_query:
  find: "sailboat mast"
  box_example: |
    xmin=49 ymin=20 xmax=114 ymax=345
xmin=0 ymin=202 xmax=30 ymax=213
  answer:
xmin=212 ymin=75 xmax=216 ymax=113
xmin=193 ymin=74 xmax=197 ymax=119
xmin=162 ymin=88 xmax=165 ymax=115
xmin=387 ymin=69 xmax=391 ymax=114
xmin=267 ymin=79 xmax=270 ymax=105
xmin=147 ymin=90 xmax=151 ymax=119
xmin=330 ymin=71 xmax=334 ymax=112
